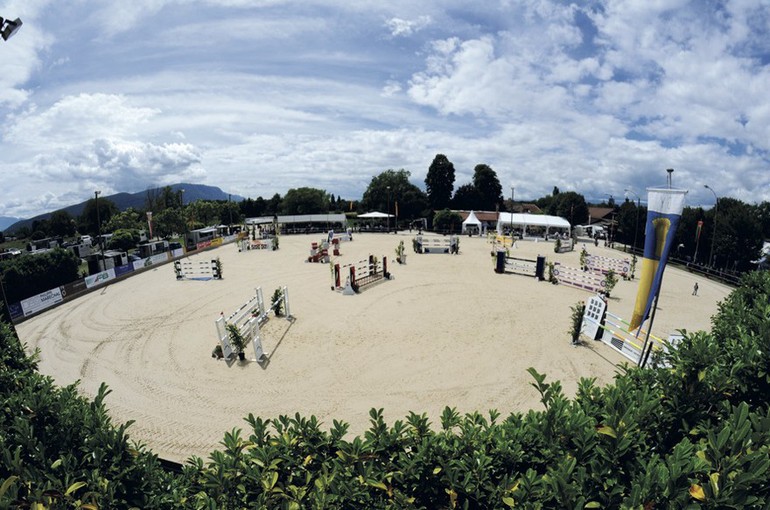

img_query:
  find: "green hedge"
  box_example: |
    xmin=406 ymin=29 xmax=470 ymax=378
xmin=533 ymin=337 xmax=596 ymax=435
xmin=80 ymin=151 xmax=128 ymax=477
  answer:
xmin=2 ymin=271 xmax=770 ymax=508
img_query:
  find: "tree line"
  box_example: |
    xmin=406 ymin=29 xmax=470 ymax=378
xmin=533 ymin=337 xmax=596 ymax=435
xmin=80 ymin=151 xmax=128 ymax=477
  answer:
xmin=4 ymin=154 xmax=769 ymax=273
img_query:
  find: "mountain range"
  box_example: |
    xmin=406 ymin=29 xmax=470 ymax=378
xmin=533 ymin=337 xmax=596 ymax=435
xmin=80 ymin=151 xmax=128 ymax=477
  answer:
xmin=4 ymin=183 xmax=244 ymax=234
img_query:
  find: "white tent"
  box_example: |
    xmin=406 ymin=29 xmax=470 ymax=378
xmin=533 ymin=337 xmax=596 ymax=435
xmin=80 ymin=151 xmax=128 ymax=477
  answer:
xmin=358 ymin=211 xmax=394 ymax=218
xmin=497 ymin=213 xmax=571 ymax=238
xmin=461 ymin=210 xmax=482 ymax=233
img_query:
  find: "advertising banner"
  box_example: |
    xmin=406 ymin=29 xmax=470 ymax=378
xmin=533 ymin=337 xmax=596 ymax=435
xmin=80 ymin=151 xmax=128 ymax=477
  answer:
xmin=21 ymin=287 xmax=64 ymax=316
xmin=85 ymin=268 xmax=117 ymax=289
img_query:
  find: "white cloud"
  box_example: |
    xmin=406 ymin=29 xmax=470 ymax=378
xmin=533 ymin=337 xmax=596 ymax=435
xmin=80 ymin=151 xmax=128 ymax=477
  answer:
xmin=385 ymin=15 xmax=432 ymax=37
xmin=1 ymin=0 xmax=770 ymax=218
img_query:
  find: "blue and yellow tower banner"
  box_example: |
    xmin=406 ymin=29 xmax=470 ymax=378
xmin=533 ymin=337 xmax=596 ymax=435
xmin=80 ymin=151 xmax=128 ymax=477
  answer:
xmin=629 ymin=188 xmax=688 ymax=331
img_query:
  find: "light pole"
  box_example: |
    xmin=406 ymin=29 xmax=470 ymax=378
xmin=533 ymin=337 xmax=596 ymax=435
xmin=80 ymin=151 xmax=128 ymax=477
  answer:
xmin=705 ymin=184 xmax=719 ymax=268
xmin=386 ymin=186 xmax=391 ymax=233
xmin=510 ymin=185 xmax=515 ymax=238
xmin=94 ymin=190 xmax=104 ymax=271
xmin=228 ymin=193 xmax=233 ymax=232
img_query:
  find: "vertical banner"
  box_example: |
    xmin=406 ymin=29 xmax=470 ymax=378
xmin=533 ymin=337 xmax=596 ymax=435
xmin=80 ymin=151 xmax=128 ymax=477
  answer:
xmin=147 ymin=211 xmax=153 ymax=239
xmin=695 ymin=219 xmax=703 ymax=241
xmin=629 ymin=188 xmax=688 ymax=331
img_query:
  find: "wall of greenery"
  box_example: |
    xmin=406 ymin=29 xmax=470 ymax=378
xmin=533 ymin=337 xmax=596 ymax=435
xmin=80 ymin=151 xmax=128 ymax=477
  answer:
xmin=2 ymin=271 xmax=769 ymax=508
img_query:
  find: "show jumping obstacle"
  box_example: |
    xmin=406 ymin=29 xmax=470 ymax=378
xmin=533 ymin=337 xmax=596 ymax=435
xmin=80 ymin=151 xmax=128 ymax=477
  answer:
xmin=215 ymin=286 xmax=292 ymax=363
xmin=551 ymin=262 xmax=605 ymax=293
xmin=174 ymin=259 xmax=221 ymax=280
xmin=307 ymin=238 xmax=341 ymax=263
xmin=413 ymin=235 xmax=459 ymax=254
xmin=331 ymin=255 xmax=390 ymax=294
xmin=585 ymin=254 xmax=631 ymax=277
xmin=580 ymin=293 xmax=668 ymax=365
xmin=493 ymin=251 xmax=546 ymax=280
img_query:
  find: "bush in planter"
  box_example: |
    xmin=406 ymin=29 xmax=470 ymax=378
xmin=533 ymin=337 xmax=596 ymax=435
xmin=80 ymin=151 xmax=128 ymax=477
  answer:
xmin=395 ymin=240 xmax=405 ymax=263
xmin=226 ymin=323 xmax=248 ymax=360
xmin=569 ymin=301 xmax=585 ymax=345
xmin=603 ymin=269 xmax=618 ymax=297
xmin=271 ymin=288 xmax=284 ymax=317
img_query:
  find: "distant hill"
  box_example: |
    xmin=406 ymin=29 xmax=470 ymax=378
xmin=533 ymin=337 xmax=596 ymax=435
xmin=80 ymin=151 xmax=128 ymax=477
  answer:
xmin=0 ymin=217 xmax=21 ymax=231
xmin=5 ymin=183 xmax=244 ymax=234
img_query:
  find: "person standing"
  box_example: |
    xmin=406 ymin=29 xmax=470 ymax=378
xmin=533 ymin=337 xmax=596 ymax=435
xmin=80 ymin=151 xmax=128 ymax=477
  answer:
xmin=692 ymin=282 xmax=699 ymax=296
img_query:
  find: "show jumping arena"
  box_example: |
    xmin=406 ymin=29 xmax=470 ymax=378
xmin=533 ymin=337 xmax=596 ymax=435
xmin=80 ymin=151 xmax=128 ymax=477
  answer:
xmin=17 ymin=232 xmax=732 ymax=463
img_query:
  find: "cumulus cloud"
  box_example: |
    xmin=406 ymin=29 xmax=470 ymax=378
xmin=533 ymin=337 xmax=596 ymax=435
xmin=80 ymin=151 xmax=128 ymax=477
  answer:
xmin=385 ymin=15 xmax=432 ymax=37
xmin=1 ymin=0 xmax=770 ymax=217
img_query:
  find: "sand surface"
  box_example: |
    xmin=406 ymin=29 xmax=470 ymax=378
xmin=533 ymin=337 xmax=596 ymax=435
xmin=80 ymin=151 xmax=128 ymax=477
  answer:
xmin=17 ymin=232 xmax=731 ymax=463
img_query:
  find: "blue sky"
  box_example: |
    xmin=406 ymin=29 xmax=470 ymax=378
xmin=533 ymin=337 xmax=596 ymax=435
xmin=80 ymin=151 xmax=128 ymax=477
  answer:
xmin=1 ymin=0 xmax=769 ymax=219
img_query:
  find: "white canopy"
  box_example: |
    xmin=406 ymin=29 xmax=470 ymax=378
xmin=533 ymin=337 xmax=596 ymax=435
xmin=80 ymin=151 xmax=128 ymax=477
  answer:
xmin=358 ymin=211 xmax=394 ymax=218
xmin=497 ymin=213 xmax=571 ymax=236
xmin=461 ymin=210 xmax=482 ymax=233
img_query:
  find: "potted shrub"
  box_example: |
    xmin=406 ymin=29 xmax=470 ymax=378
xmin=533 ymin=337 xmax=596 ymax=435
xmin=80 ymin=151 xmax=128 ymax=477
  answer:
xmin=603 ymin=269 xmax=618 ymax=298
xmin=271 ymin=288 xmax=284 ymax=317
xmin=569 ymin=301 xmax=585 ymax=345
xmin=226 ymin=323 xmax=248 ymax=361
xmin=395 ymin=240 xmax=406 ymax=264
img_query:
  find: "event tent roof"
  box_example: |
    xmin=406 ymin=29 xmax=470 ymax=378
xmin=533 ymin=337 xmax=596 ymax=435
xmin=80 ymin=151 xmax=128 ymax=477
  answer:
xmin=358 ymin=211 xmax=394 ymax=218
xmin=497 ymin=213 xmax=571 ymax=230
xmin=461 ymin=210 xmax=481 ymax=233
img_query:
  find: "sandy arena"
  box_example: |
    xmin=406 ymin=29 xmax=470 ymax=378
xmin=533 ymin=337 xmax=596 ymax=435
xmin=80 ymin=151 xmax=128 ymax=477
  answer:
xmin=17 ymin=233 xmax=731 ymax=463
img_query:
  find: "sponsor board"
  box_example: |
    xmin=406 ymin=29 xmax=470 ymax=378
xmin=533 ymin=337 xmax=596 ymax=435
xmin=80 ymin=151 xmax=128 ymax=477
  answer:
xmin=85 ymin=268 xmax=116 ymax=289
xmin=114 ymin=263 xmax=135 ymax=278
xmin=21 ymin=287 xmax=64 ymax=316
xmin=131 ymin=252 xmax=170 ymax=271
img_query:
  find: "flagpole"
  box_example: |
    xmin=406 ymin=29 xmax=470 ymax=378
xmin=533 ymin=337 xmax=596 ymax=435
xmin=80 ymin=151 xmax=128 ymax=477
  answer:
xmin=637 ymin=290 xmax=662 ymax=367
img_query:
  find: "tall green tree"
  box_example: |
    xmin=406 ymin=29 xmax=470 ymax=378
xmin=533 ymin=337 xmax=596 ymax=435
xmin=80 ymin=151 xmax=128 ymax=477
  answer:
xmin=0 ymin=249 xmax=81 ymax=303
xmin=451 ymin=183 xmax=485 ymax=211
xmin=362 ymin=169 xmax=427 ymax=221
xmin=432 ymin=209 xmax=463 ymax=233
xmin=472 ymin=164 xmax=503 ymax=210
xmin=281 ymin=188 xmax=330 ymax=215
xmin=78 ymin=197 xmax=118 ymax=238
xmin=240 ymin=197 xmax=268 ymax=217
xmin=547 ymin=191 xmax=588 ymax=226
xmin=107 ymin=229 xmax=140 ymax=252
xmin=49 ymin=210 xmax=76 ymax=238
xmin=425 ymin=154 xmax=455 ymax=211
xmin=706 ymin=197 xmax=763 ymax=272
xmin=153 ymin=208 xmax=186 ymax=239
xmin=105 ymin=208 xmax=144 ymax=233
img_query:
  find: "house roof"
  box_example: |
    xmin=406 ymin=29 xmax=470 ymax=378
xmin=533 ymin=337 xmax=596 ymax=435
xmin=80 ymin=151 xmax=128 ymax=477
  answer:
xmin=588 ymin=207 xmax=615 ymax=222
xmin=456 ymin=210 xmax=499 ymax=222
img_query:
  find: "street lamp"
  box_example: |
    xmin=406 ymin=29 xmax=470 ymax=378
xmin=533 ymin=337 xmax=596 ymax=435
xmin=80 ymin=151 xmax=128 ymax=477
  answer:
xmin=94 ymin=190 xmax=104 ymax=271
xmin=624 ymin=188 xmax=641 ymax=255
xmin=705 ymin=184 xmax=719 ymax=268
xmin=386 ymin=186 xmax=391 ymax=233
xmin=510 ymin=185 xmax=515 ymax=238
xmin=666 ymin=168 xmax=674 ymax=188
xmin=0 ymin=16 xmax=23 ymax=41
